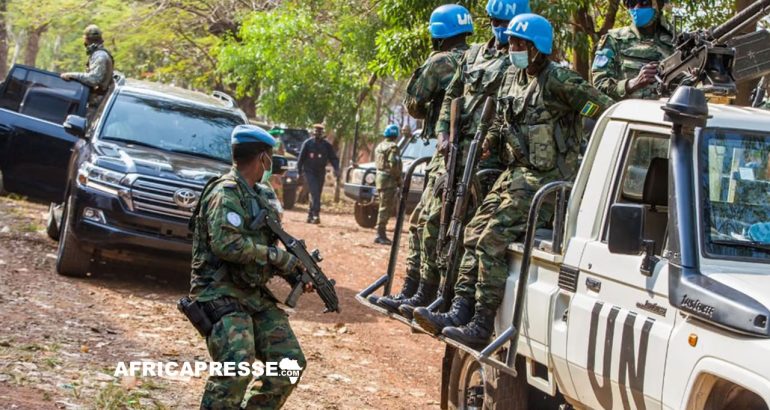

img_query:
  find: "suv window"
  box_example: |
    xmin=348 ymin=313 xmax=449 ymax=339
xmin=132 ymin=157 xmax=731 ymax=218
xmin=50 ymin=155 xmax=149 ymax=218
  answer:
xmin=279 ymin=128 xmax=310 ymax=156
xmin=401 ymin=136 xmax=436 ymax=160
xmin=100 ymin=93 xmax=245 ymax=162
xmin=0 ymin=67 xmax=85 ymax=122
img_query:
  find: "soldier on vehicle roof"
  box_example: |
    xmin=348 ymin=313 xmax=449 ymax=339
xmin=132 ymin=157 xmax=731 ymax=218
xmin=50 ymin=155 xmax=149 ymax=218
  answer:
xmin=591 ymin=0 xmax=674 ymax=100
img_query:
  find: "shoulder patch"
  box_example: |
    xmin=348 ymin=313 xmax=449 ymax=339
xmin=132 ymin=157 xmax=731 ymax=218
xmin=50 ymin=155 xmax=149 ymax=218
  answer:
xmin=222 ymin=180 xmax=238 ymax=189
xmin=592 ymin=48 xmax=614 ymax=69
xmin=580 ymin=101 xmax=600 ymax=117
xmin=226 ymin=211 xmax=242 ymax=227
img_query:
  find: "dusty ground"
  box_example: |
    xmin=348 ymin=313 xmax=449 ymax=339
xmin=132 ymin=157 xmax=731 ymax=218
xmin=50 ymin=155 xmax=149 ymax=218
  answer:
xmin=0 ymin=195 xmax=445 ymax=409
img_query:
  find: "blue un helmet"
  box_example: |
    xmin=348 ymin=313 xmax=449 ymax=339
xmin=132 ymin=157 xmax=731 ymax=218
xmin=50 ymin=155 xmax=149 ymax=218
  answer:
xmin=383 ymin=124 xmax=400 ymax=138
xmin=231 ymin=124 xmax=276 ymax=147
xmin=505 ymin=13 xmax=553 ymax=55
xmin=429 ymin=4 xmax=474 ymax=39
xmin=486 ymin=0 xmax=531 ymax=45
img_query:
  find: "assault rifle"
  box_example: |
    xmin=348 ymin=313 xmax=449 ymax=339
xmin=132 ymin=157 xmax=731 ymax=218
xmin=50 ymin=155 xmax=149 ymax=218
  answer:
xmin=438 ymin=96 xmax=497 ymax=310
xmin=256 ymin=211 xmax=340 ymax=313
xmin=657 ymin=0 xmax=770 ymax=96
xmin=436 ymin=97 xmax=464 ymax=264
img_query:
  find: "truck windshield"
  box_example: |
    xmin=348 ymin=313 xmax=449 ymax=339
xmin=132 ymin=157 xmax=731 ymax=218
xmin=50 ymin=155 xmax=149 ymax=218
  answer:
xmin=100 ymin=93 xmax=244 ymax=163
xmin=401 ymin=137 xmax=436 ymax=160
xmin=701 ymin=128 xmax=770 ymax=261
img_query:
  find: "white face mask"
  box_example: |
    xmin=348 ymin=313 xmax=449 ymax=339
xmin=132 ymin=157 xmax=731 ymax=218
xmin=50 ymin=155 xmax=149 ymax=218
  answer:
xmin=509 ymin=50 xmax=529 ymax=69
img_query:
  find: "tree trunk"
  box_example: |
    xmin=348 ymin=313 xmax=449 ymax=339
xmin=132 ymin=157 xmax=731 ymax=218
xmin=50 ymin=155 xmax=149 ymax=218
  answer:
xmin=0 ymin=0 xmax=8 ymax=79
xmin=24 ymin=23 xmax=49 ymax=67
xmin=572 ymin=7 xmax=592 ymax=80
xmin=333 ymin=139 xmax=348 ymax=203
xmin=733 ymin=0 xmax=755 ymax=105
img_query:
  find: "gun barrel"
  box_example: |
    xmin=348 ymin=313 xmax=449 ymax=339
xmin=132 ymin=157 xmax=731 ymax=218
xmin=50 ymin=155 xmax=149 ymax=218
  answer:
xmin=713 ymin=0 xmax=770 ymax=42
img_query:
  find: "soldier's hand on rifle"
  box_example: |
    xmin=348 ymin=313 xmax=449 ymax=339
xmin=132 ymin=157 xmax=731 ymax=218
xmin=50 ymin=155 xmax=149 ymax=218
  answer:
xmin=60 ymin=73 xmax=73 ymax=81
xmin=438 ymin=132 xmax=450 ymax=154
xmin=303 ymin=282 xmax=315 ymax=294
xmin=627 ymin=62 xmax=658 ymax=93
xmin=481 ymin=138 xmax=491 ymax=160
xmin=268 ymin=246 xmax=301 ymax=272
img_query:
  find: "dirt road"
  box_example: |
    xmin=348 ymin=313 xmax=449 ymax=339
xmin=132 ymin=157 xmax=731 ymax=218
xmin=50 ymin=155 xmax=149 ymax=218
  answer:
xmin=0 ymin=196 xmax=445 ymax=409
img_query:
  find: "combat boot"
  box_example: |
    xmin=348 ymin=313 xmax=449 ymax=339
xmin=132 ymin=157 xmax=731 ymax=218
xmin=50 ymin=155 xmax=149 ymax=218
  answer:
xmin=374 ymin=227 xmax=392 ymax=245
xmin=413 ymin=297 xmax=473 ymax=335
xmin=396 ymin=282 xmax=439 ymax=320
xmin=306 ymin=214 xmax=314 ymax=223
xmin=441 ymin=305 xmax=495 ymax=347
xmin=375 ymin=276 xmax=419 ymax=313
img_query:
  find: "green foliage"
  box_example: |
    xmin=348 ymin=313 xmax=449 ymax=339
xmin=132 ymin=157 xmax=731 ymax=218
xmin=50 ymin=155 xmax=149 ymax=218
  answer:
xmin=217 ymin=0 xmax=381 ymax=136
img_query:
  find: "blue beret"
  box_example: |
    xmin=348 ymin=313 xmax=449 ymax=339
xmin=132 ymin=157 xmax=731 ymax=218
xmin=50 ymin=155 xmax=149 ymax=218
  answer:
xmin=231 ymin=124 xmax=276 ymax=146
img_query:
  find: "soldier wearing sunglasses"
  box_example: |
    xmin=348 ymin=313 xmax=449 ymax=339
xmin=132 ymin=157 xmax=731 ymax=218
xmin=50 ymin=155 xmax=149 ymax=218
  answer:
xmin=591 ymin=0 xmax=674 ymax=100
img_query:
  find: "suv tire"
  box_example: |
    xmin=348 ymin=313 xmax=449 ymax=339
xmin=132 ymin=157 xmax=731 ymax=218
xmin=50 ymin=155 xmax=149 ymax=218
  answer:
xmin=283 ymin=186 xmax=297 ymax=210
xmin=354 ymin=202 xmax=378 ymax=229
xmin=56 ymin=195 xmax=91 ymax=277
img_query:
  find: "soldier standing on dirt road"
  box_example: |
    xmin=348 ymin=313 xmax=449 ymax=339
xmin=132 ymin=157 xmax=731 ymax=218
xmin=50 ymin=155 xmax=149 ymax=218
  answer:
xmin=296 ymin=124 xmax=340 ymax=224
xmin=60 ymin=24 xmax=115 ymax=119
xmin=373 ymin=124 xmax=403 ymax=245
xmin=187 ymin=125 xmax=311 ymax=409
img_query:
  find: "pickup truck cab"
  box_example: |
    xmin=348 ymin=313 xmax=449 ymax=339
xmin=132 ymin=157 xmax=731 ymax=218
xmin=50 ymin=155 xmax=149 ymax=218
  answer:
xmin=344 ymin=130 xmax=436 ymax=228
xmin=0 ymin=64 xmax=90 ymax=201
xmin=359 ymin=89 xmax=770 ymax=409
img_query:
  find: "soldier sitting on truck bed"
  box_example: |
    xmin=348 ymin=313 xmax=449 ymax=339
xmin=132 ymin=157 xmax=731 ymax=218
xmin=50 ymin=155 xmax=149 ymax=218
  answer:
xmin=414 ymin=13 xmax=614 ymax=346
xmin=384 ymin=0 xmax=530 ymax=321
xmin=591 ymin=0 xmax=674 ymax=101
xmin=374 ymin=4 xmax=473 ymax=310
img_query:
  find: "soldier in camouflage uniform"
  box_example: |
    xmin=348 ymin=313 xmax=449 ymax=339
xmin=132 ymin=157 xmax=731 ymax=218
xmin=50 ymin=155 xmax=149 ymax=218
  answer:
xmin=61 ymin=25 xmax=114 ymax=119
xmin=415 ymin=14 xmax=614 ymax=345
xmin=391 ymin=0 xmax=530 ymax=321
xmin=190 ymin=125 xmax=309 ymax=409
xmin=373 ymin=124 xmax=403 ymax=245
xmin=375 ymin=4 xmax=473 ymax=311
xmin=591 ymin=0 xmax=674 ymax=101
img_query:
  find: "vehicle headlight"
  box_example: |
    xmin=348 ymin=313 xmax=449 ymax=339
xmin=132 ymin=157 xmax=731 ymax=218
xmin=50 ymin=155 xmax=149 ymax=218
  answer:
xmin=77 ymin=163 xmax=127 ymax=195
xmin=364 ymin=172 xmax=376 ymax=185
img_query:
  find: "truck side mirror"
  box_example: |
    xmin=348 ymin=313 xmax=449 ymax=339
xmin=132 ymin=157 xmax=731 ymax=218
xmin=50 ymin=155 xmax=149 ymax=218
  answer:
xmin=63 ymin=115 xmax=87 ymax=138
xmin=608 ymin=203 xmax=658 ymax=277
xmin=272 ymin=155 xmax=288 ymax=176
xmin=608 ymin=203 xmax=645 ymax=255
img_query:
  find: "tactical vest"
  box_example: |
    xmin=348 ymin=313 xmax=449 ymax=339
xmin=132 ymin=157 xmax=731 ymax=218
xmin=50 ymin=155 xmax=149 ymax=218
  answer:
xmin=459 ymin=43 xmax=510 ymax=137
xmin=502 ymin=63 xmax=581 ymax=179
xmin=190 ymin=174 xmax=279 ymax=290
xmin=89 ymin=47 xmax=115 ymax=95
xmin=608 ymin=26 xmax=673 ymax=99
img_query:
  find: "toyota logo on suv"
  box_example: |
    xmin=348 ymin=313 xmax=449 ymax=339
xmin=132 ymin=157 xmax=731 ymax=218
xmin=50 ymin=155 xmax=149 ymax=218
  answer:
xmin=173 ymin=188 xmax=199 ymax=209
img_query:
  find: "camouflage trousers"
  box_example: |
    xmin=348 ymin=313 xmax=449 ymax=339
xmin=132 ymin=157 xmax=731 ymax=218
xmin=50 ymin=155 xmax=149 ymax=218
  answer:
xmin=454 ymin=166 xmax=556 ymax=310
xmin=201 ymin=304 xmax=306 ymax=410
xmin=375 ymin=187 xmax=398 ymax=231
xmin=404 ymin=158 xmax=443 ymax=282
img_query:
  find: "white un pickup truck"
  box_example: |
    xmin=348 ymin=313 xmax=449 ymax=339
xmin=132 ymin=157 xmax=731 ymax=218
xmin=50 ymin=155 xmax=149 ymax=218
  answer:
xmin=358 ymin=87 xmax=770 ymax=410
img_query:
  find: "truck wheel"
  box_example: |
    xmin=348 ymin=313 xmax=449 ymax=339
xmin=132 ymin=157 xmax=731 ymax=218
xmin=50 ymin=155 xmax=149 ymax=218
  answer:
xmin=283 ymin=187 xmax=297 ymax=210
xmin=448 ymin=351 xmax=528 ymax=409
xmin=55 ymin=195 xmax=91 ymax=277
xmin=354 ymin=202 xmax=378 ymax=229
xmin=46 ymin=202 xmax=61 ymax=241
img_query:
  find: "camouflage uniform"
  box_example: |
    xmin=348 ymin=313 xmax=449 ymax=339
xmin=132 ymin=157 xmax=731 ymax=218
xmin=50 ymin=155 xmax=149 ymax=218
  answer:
xmin=420 ymin=38 xmax=511 ymax=287
xmin=62 ymin=43 xmax=114 ymax=116
xmin=400 ymin=44 xmax=469 ymax=282
xmin=374 ymin=138 xmax=402 ymax=232
xmin=454 ymin=62 xmax=613 ymax=310
xmin=190 ymin=167 xmax=305 ymax=410
xmin=591 ymin=20 xmax=674 ymax=100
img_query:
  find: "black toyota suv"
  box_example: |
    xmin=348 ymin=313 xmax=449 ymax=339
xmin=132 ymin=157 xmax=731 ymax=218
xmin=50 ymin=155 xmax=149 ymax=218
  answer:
xmin=51 ymin=79 xmax=286 ymax=277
